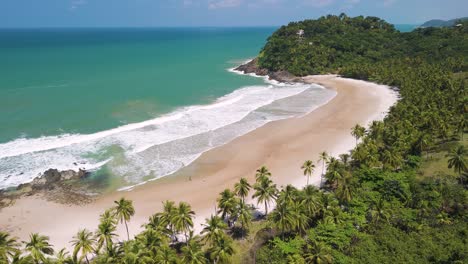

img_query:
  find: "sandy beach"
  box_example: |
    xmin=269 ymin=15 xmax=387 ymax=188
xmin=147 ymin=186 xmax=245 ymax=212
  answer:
xmin=0 ymin=75 xmax=398 ymax=249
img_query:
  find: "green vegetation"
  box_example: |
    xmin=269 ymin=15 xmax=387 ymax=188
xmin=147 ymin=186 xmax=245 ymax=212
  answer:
xmin=0 ymin=14 xmax=467 ymax=263
xmin=258 ymin=14 xmax=467 ymax=76
xmin=420 ymin=17 xmax=468 ymax=28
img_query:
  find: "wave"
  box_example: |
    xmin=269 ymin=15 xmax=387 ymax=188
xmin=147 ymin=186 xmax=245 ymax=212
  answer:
xmin=0 ymin=69 xmax=336 ymax=190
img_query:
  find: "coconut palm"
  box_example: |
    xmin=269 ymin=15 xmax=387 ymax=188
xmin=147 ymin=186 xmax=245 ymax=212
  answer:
xmin=236 ymin=201 xmax=252 ymax=235
xmin=172 ymin=202 xmax=195 ymax=244
xmin=301 ymin=185 xmax=323 ymax=217
xmin=277 ymin=185 xmax=299 ymax=206
xmin=181 ymin=239 xmax=207 ymax=264
xmin=10 ymin=252 xmax=33 ymax=264
xmin=23 ymin=233 xmax=54 ymax=264
xmin=217 ymin=189 xmax=238 ymax=225
xmin=113 ymin=197 xmax=135 ymax=241
xmin=95 ymin=216 xmax=117 ymax=254
xmin=351 ymin=124 xmax=366 ymax=146
xmin=301 ymin=160 xmax=315 ymax=186
xmin=201 ymin=215 xmax=228 ymax=245
xmin=336 ymin=174 xmax=354 ymax=204
xmin=136 ymin=228 xmax=167 ymax=256
xmin=71 ymin=229 xmax=95 ymax=264
xmin=0 ymin=231 xmax=19 ymax=262
xmin=234 ymin=177 xmax=251 ymax=203
xmin=55 ymin=248 xmax=72 ymax=264
xmin=209 ymin=234 xmax=235 ymax=264
xmin=269 ymin=201 xmax=295 ymax=238
xmin=154 ymin=245 xmax=178 ymax=264
xmin=159 ymin=200 xmax=177 ymax=241
xmin=255 ymin=166 xmax=272 ymax=181
xmin=318 ymin=151 xmax=329 ymax=186
xmin=252 ymin=177 xmax=277 ymax=215
xmin=145 ymin=214 xmax=171 ymax=236
xmin=381 ymin=148 xmax=403 ymax=171
xmin=446 ymin=145 xmax=467 ymax=182
xmin=304 ymin=240 xmax=333 ymax=264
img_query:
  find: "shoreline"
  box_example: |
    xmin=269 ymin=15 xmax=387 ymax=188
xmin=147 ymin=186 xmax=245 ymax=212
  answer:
xmin=0 ymin=74 xmax=398 ymax=250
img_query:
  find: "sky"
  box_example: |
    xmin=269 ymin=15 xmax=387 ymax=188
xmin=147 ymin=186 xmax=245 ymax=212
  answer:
xmin=0 ymin=0 xmax=466 ymax=28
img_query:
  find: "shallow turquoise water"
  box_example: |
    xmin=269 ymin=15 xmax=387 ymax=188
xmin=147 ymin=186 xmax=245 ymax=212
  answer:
xmin=0 ymin=28 xmax=276 ymax=142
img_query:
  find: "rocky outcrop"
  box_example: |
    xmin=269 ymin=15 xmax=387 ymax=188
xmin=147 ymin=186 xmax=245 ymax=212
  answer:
xmin=26 ymin=168 xmax=89 ymax=190
xmin=234 ymin=58 xmax=302 ymax=83
xmin=0 ymin=168 xmax=92 ymax=208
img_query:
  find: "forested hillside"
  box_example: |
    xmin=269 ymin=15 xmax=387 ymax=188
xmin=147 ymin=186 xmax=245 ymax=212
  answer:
xmin=257 ymin=14 xmax=468 ymax=75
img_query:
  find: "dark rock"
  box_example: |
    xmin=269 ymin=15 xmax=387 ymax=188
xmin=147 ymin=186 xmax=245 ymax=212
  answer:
xmin=234 ymin=58 xmax=301 ymax=83
xmin=30 ymin=168 xmax=89 ymax=190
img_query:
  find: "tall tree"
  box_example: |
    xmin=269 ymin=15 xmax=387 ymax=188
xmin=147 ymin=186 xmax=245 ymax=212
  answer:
xmin=252 ymin=177 xmax=278 ymax=215
xmin=217 ymin=189 xmax=238 ymax=226
xmin=201 ymin=215 xmax=227 ymax=246
xmin=209 ymin=234 xmax=235 ymax=264
xmin=0 ymin=231 xmax=19 ymax=263
xmin=95 ymin=216 xmax=117 ymax=254
xmin=234 ymin=177 xmax=251 ymax=203
xmin=446 ymin=145 xmax=467 ymax=183
xmin=301 ymin=160 xmax=316 ymax=186
xmin=71 ymin=229 xmax=95 ymax=264
xmin=318 ymin=151 xmax=329 ymax=186
xmin=113 ymin=197 xmax=135 ymax=241
xmin=172 ymin=202 xmax=195 ymax=244
xmin=255 ymin=166 xmax=272 ymax=181
xmin=351 ymin=124 xmax=366 ymax=146
xmin=23 ymin=233 xmax=54 ymax=264
xmin=181 ymin=239 xmax=207 ymax=264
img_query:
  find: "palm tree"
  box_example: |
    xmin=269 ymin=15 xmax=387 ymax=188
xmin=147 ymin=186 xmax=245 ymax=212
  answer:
xmin=381 ymin=148 xmax=403 ymax=171
xmin=318 ymin=151 xmax=329 ymax=186
xmin=252 ymin=177 xmax=277 ymax=215
xmin=351 ymin=124 xmax=366 ymax=146
xmin=136 ymin=228 xmax=167 ymax=256
xmin=159 ymin=200 xmax=177 ymax=242
xmin=0 ymin=231 xmax=19 ymax=262
xmin=236 ymin=201 xmax=252 ymax=236
xmin=336 ymin=174 xmax=354 ymax=204
xmin=301 ymin=160 xmax=315 ymax=186
xmin=209 ymin=234 xmax=235 ymax=264
xmin=95 ymin=216 xmax=117 ymax=254
xmin=55 ymin=248 xmax=72 ymax=264
xmin=181 ymin=239 xmax=207 ymax=264
xmin=301 ymin=185 xmax=323 ymax=218
xmin=23 ymin=233 xmax=54 ymax=264
xmin=217 ymin=189 xmax=238 ymax=225
xmin=155 ymin=245 xmax=178 ymax=264
xmin=172 ymin=202 xmax=195 ymax=244
xmin=201 ymin=215 xmax=228 ymax=246
xmin=113 ymin=197 xmax=135 ymax=240
xmin=71 ymin=229 xmax=95 ymax=264
xmin=270 ymin=201 xmax=294 ymax=238
xmin=234 ymin=178 xmax=251 ymax=203
xmin=145 ymin=214 xmax=171 ymax=236
xmin=446 ymin=145 xmax=467 ymax=183
xmin=304 ymin=240 xmax=333 ymax=264
xmin=255 ymin=166 xmax=271 ymax=181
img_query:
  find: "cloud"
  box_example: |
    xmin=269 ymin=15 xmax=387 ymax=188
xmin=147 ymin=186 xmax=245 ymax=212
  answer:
xmin=302 ymin=0 xmax=335 ymax=7
xmin=70 ymin=0 xmax=87 ymax=10
xmin=383 ymin=0 xmax=397 ymax=7
xmin=208 ymin=0 xmax=243 ymax=9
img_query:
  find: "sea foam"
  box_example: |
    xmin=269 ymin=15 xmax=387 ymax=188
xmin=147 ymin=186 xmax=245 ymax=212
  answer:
xmin=0 ymin=66 xmax=336 ymax=190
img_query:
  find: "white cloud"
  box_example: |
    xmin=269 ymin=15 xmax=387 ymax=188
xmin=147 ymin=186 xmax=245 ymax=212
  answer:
xmin=383 ymin=0 xmax=397 ymax=7
xmin=70 ymin=0 xmax=87 ymax=10
xmin=302 ymin=0 xmax=335 ymax=7
xmin=208 ymin=0 xmax=243 ymax=9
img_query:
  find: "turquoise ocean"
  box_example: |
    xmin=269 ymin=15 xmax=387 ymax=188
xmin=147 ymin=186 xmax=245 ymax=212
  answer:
xmin=0 ymin=25 xmax=415 ymax=190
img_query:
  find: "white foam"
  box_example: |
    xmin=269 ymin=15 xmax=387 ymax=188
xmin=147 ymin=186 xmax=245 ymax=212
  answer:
xmin=0 ymin=62 xmax=337 ymax=190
